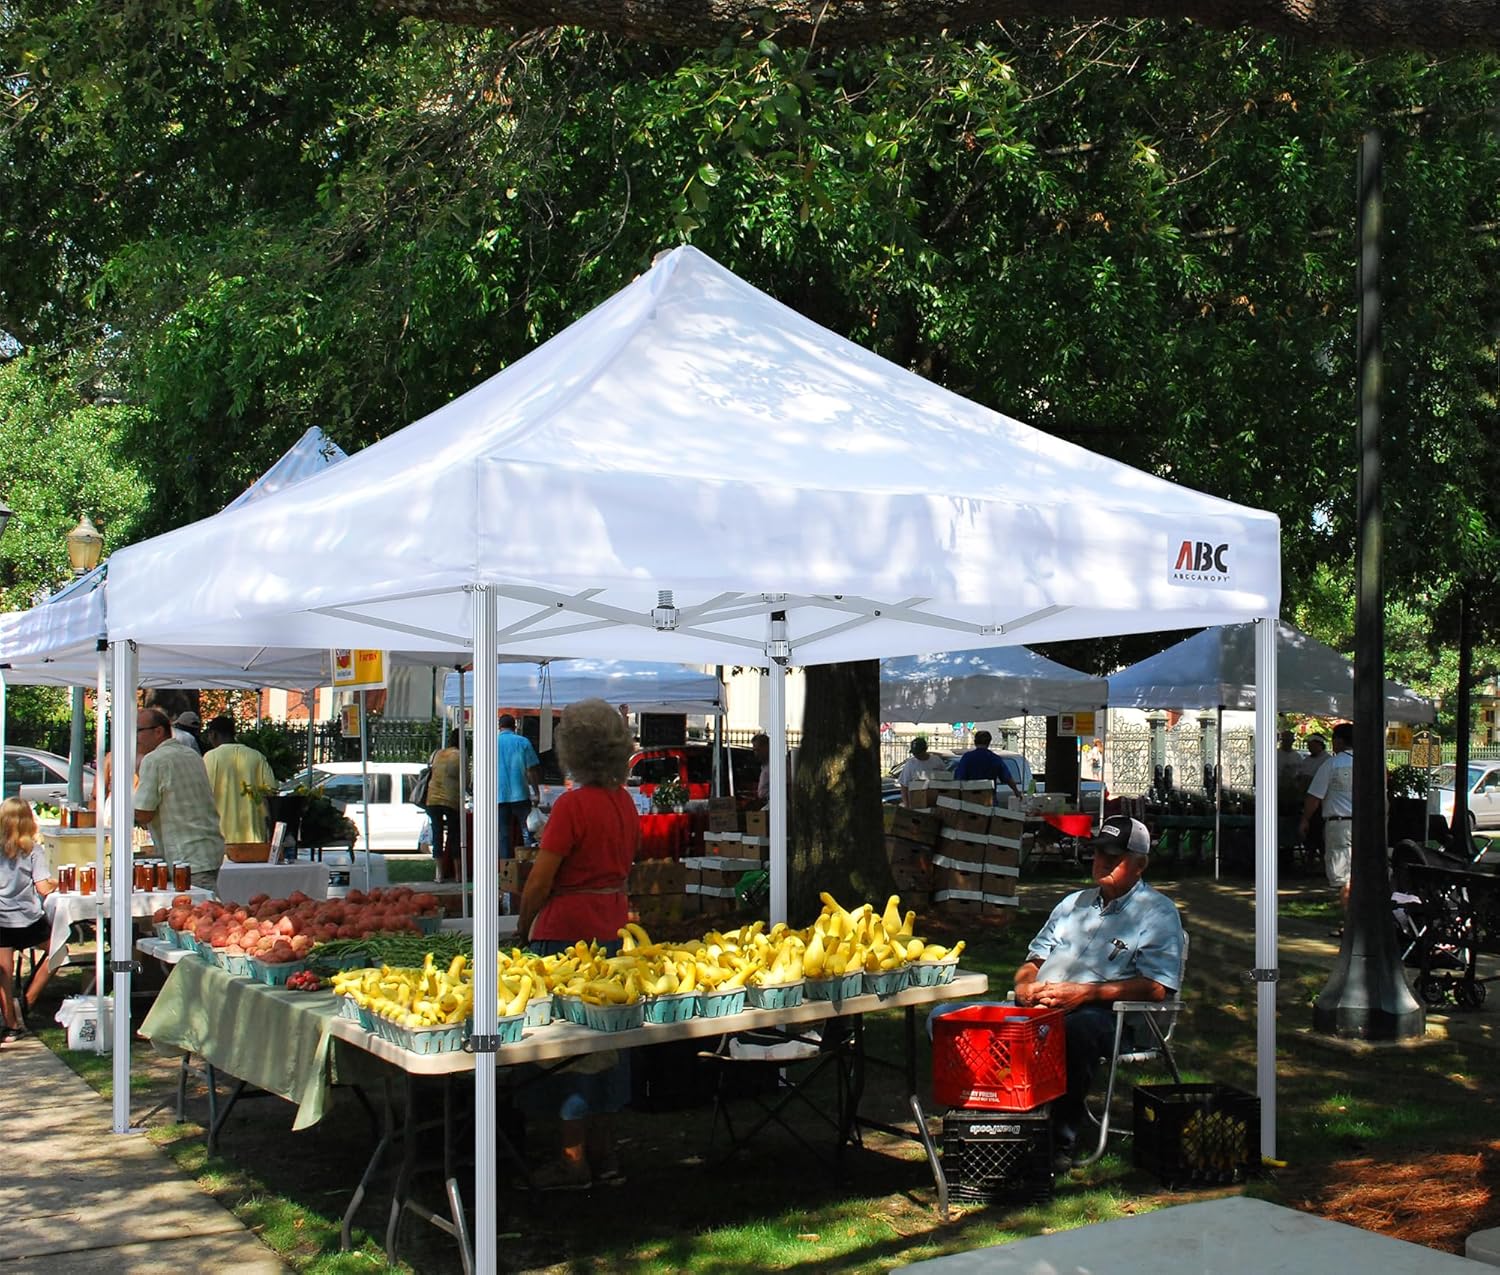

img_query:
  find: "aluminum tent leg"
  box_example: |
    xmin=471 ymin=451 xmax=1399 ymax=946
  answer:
xmin=95 ymin=645 xmax=109 ymax=1053
xmin=1215 ymin=705 xmax=1224 ymax=881
xmin=767 ymin=616 xmax=789 ymax=927
xmin=470 ymin=587 xmax=500 ymax=1275
xmin=1254 ymin=616 xmax=1279 ymax=1161
xmin=456 ymin=664 xmax=470 ymax=919
xmin=109 ymin=640 xmax=139 ymax=1134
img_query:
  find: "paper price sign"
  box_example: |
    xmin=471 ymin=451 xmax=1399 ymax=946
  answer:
xmin=1059 ymin=711 xmax=1095 ymax=737
xmin=331 ymin=649 xmax=387 ymax=690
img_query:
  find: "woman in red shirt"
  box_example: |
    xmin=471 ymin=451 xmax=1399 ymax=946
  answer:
xmin=517 ymin=698 xmax=640 ymax=1189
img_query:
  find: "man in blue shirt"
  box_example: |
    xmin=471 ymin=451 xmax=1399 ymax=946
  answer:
xmin=496 ymin=713 xmax=541 ymax=861
xmin=951 ymin=730 xmax=1023 ymax=802
xmin=1014 ymin=815 xmax=1184 ymax=1170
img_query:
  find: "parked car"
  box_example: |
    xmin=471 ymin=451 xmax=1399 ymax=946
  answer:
xmin=4 ymin=747 xmax=95 ymax=805
xmin=281 ymin=762 xmax=428 ymax=851
xmin=1428 ymin=762 xmax=1500 ymax=832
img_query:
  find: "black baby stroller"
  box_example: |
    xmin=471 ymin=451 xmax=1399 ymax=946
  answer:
xmin=1390 ymin=840 xmax=1500 ymax=1010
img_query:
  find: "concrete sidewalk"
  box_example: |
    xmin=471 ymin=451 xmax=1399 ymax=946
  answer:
xmin=0 ymin=1033 xmax=286 ymax=1274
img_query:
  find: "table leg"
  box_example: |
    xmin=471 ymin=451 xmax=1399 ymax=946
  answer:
xmin=910 ymin=1093 xmax=950 ymax=1221
xmin=342 ymin=1076 xmax=395 ymax=1252
xmin=385 ymin=1074 xmax=421 ymax=1263
xmin=207 ymin=1078 xmax=248 ymax=1154
xmin=445 ymin=1177 xmax=474 ymax=1275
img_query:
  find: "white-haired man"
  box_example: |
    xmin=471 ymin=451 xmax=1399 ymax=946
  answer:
xmin=1014 ymin=815 xmax=1184 ymax=1170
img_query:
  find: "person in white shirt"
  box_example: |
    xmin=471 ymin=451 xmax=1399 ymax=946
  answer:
xmin=897 ymin=737 xmax=945 ymax=806
xmin=1301 ymin=723 xmax=1354 ymax=910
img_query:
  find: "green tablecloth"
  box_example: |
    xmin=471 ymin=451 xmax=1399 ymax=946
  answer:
xmin=140 ymin=957 xmax=381 ymax=1129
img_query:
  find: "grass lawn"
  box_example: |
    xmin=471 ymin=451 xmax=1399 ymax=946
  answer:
xmin=37 ymin=866 xmax=1500 ymax=1272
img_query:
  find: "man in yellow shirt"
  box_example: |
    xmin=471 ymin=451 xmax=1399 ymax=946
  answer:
xmin=202 ymin=715 xmax=276 ymax=846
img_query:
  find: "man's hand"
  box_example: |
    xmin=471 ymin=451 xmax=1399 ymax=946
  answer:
xmin=1029 ymin=981 xmax=1097 ymax=1012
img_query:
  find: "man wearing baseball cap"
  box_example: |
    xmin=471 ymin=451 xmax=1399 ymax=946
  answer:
xmin=1014 ymin=814 xmax=1185 ymax=1171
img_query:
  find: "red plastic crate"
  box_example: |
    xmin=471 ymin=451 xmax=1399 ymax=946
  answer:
xmin=932 ymin=1005 xmax=1067 ymax=1111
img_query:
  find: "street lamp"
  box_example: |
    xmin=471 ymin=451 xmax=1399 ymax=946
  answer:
xmin=66 ymin=514 xmax=104 ymax=576
xmin=64 ymin=515 xmax=105 ymax=807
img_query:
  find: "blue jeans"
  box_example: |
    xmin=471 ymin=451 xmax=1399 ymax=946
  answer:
xmin=498 ymin=801 xmax=530 ymax=861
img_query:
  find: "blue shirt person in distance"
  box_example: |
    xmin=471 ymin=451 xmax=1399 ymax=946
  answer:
xmin=496 ymin=713 xmax=542 ymax=861
xmin=951 ymin=730 xmax=1024 ymax=801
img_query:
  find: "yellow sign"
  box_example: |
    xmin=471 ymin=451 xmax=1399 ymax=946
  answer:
xmin=331 ymin=649 xmax=386 ymax=690
xmin=1059 ymin=711 xmax=1096 ymax=737
xmin=340 ymin=703 xmax=361 ymax=738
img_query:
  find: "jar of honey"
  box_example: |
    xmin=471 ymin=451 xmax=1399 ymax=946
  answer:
xmin=133 ymin=862 xmax=152 ymax=891
xmin=153 ymin=861 xmax=171 ymax=891
xmin=80 ymin=865 xmax=97 ymax=895
xmin=173 ymin=863 xmax=192 ymax=892
xmin=60 ymin=864 xmax=78 ymax=892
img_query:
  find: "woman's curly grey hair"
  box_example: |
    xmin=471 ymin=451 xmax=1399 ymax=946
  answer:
xmin=555 ymin=698 xmax=633 ymax=787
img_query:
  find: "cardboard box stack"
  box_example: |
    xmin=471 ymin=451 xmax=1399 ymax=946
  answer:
xmin=931 ymin=793 xmax=1021 ymax=916
xmin=882 ymin=804 xmax=941 ymax=909
xmin=628 ymin=857 xmax=690 ymax=934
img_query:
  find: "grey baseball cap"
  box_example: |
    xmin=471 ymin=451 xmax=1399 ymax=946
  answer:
xmin=1089 ymin=814 xmax=1151 ymax=856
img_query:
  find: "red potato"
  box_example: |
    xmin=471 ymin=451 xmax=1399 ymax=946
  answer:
xmin=171 ymin=894 xmax=195 ymax=908
xmin=248 ymin=893 xmax=270 ymax=907
xmin=153 ymin=907 xmax=170 ymax=923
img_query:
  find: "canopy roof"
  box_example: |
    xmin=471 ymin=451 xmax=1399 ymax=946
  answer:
xmin=441 ymin=661 xmax=722 ymax=714
xmin=104 ymin=247 xmax=1280 ymax=667
xmin=0 ymin=427 xmax=350 ymax=687
xmin=1106 ymin=620 xmax=1434 ymax=721
xmin=881 ymin=647 xmax=1107 ymax=722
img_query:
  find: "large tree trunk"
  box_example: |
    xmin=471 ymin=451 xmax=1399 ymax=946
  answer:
xmin=377 ymin=0 xmax=1500 ymax=53
xmin=788 ymin=660 xmax=890 ymax=925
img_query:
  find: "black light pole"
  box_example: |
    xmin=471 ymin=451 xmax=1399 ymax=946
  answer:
xmin=1314 ymin=130 xmax=1424 ymax=1039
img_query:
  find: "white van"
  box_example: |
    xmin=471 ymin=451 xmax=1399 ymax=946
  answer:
xmin=281 ymin=762 xmax=428 ymax=851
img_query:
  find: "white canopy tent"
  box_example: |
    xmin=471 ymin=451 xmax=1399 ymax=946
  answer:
xmin=101 ymin=246 xmax=1282 ymax=1270
xmin=881 ymin=646 xmax=1109 ymax=812
xmin=441 ymin=660 xmax=723 ymax=714
xmin=0 ymin=427 xmax=354 ymax=686
xmin=0 ymin=428 xmax=354 ymax=1057
xmin=1107 ymin=619 xmax=1433 ymax=880
xmin=1106 ymin=619 xmax=1435 ymax=721
xmin=881 ymin=647 xmax=1108 ymax=721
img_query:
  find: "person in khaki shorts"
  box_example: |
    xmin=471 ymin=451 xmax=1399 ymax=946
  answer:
xmin=1301 ymin=721 xmax=1354 ymax=913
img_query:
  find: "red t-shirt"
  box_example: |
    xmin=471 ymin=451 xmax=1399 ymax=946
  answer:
xmin=532 ymin=785 xmax=640 ymax=943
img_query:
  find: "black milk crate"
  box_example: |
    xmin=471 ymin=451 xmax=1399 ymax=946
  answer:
xmin=1132 ymin=1083 xmax=1260 ymax=1188
xmin=941 ymin=1106 xmax=1054 ymax=1204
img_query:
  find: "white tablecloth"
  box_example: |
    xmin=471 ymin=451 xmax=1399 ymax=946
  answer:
xmin=43 ymin=888 xmax=213 ymax=972
xmin=215 ymin=860 xmax=329 ymax=905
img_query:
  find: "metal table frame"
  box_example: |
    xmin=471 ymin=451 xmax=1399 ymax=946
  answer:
xmin=329 ymin=972 xmax=988 ymax=1270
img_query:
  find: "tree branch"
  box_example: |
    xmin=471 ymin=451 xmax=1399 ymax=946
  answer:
xmin=371 ymin=0 xmax=1500 ymax=53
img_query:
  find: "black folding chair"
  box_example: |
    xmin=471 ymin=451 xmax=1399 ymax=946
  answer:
xmin=697 ymin=1021 xmax=855 ymax=1168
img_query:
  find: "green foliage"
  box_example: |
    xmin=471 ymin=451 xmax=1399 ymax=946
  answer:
xmin=1387 ymin=762 xmax=1429 ymax=798
xmin=236 ymin=722 xmax=303 ymax=781
xmin=0 ymin=354 xmax=151 ymax=606
xmin=1 ymin=10 xmax=1496 ymax=669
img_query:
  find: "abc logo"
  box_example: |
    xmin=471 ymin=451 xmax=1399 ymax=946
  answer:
xmin=1173 ymin=540 xmax=1229 ymax=574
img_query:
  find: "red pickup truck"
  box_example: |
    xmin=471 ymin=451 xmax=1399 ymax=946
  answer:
xmin=629 ymin=744 xmax=760 ymax=801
